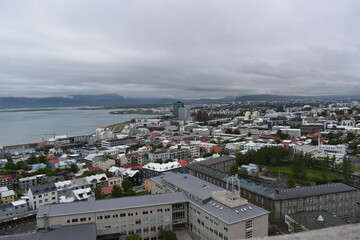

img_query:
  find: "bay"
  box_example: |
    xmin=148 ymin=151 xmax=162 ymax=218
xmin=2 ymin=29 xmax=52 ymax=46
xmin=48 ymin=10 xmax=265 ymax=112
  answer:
xmin=0 ymin=107 xmax=159 ymax=146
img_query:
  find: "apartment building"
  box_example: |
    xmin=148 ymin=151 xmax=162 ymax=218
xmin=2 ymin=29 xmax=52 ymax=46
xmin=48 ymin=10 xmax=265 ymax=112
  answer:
xmin=92 ymin=157 xmax=116 ymax=171
xmin=18 ymin=174 xmax=46 ymax=192
xmin=0 ymin=175 xmax=14 ymax=189
xmin=148 ymin=149 xmax=190 ymax=162
xmin=28 ymin=183 xmax=58 ymax=209
xmin=0 ymin=199 xmax=28 ymax=218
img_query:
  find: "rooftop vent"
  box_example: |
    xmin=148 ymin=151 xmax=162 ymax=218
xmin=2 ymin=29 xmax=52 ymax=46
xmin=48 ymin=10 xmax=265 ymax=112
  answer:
xmin=235 ymin=210 xmax=239 ymax=214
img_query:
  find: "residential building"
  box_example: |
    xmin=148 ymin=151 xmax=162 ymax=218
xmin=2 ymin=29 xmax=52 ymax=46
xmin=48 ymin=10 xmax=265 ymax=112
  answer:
xmin=18 ymin=174 xmax=46 ymax=192
xmin=142 ymin=162 xmax=182 ymax=180
xmin=28 ymin=183 xmax=58 ymax=210
xmin=92 ymin=156 xmax=116 ymax=171
xmin=197 ymin=155 xmax=237 ymax=173
xmin=0 ymin=189 xmax=16 ymax=204
xmin=118 ymin=152 xmax=142 ymax=166
xmin=148 ymin=149 xmax=190 ymax=162
xmin=0 ymin=175 xmax=14 ymax=189
xmin=0 ymin=200 xmax=28 ymax=218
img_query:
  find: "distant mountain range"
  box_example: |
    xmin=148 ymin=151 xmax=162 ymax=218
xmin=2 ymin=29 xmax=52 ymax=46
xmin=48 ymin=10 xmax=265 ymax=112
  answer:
xmin=0 ymin=94 xmax=359 ymax=109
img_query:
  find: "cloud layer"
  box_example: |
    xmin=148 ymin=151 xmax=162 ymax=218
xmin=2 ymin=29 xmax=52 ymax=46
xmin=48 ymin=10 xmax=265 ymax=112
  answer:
xmin=0 ymin=0 xmax=359 ymax=98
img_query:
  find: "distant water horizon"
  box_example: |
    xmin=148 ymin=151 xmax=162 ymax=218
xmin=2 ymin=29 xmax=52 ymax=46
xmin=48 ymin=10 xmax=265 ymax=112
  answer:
xmin=0 ymin=106 xmax=160 ymax=147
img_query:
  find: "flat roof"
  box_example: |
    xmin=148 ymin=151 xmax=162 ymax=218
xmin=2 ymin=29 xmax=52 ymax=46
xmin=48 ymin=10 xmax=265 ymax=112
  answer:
xmin=37 ymin=192 xmax=188 ymax=218
xmin=152 ymin=173 xmax=224 ymax=202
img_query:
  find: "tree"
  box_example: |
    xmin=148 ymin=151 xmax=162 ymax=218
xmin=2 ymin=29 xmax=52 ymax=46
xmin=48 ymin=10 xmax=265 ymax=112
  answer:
xmin=81 ymin=171 xmax=95 ymax=177
xmin=38 ymin=154 xmax=46 ymax=164
xmin=95 ymin=184 xmax=105 ymax=200
xmin=229 ymin=164 xmax=238 ymax=175
xmin=121 ymin=180 xmax=133 ymax=192
xmin=70 ymin=163 xmax=79 ymax=173
xmin=287 ymin=178 xmax=296 ymax=188
xmin=238 ymin=167 xmax=248 ymax=177
xmin=4 ymin=162 xmax=16 ymax=170
xmin=111 ymin=185 xmax=123 ymax=198
xmin=125 ymin=233 xmax=141 ymax=240
xmin=342 ymin=157 xmax=352 ymax=183
xmin=27 ymin=154 xmax=37 ymax=164
xmin=158 ymin=229 xmax=177 ymax=240
xmin=15 ymin=161 xmax=26 ymax=170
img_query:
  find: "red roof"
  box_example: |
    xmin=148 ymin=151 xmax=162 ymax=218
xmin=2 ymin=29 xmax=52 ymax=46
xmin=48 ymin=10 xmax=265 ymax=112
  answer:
xmin=123 ymin=164 xmax=143 ymax=170
xmin=88 ymin=167 xmax=103 ymax=174
xmin=101 ymin=185 xmax=114 ymax=195
xmin=16 ymin=169 xmax=25 ymax=173
xmin=50 ymin=159 xmax=59 ymax=164
xmin=177 ymin=160 xmax=189 ymax=167
xmin=46 ymin=156 xmax=57 ymax=160
xmin=0 ymin=175 xmax=12 ymax=181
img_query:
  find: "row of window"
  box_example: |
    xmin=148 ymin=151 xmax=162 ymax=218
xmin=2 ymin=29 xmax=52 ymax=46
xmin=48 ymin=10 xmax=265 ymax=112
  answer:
xmin=96 ymin=208 xmax=171 ymax=221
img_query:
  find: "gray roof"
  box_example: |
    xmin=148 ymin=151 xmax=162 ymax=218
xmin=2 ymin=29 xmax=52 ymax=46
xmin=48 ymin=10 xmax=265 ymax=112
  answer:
xmin=275 ymin=183 xmax=357 ymax=200
xmin=186 ymin=163 xmax=356 ymax=201
xmin=192 ymin=198 xmax=269 ymax=225
xmin=29 ymin=183 xmax=56 ymax=195
xmin=287 ymin=210 xmax=347 ymax=230
xmin=237 ymin=179 xmax=276 ymax=199
xmin=199 ymin=156 xmax=235 ymax=166
xmin=186 ymin=163 xmax=230 ymax=180
xmin=37 ymin=192 xmax=188 ymax=218
xmin=0 ymin=223 xmax=96 ymax=240
xmin=152 ymin=173 xmax=224 ymax=202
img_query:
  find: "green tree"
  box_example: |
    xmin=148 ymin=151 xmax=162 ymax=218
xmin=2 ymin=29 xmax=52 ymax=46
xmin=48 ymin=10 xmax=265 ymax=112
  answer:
xmin=111 ymin=185 xmax=123 ymax=198
xmin=125 ymin=233 xmax=141 ymax=240
xmin=287 ymin=178 xmax=296 ymax=188
xmin=121 ymin=180 xmax=133 ymax=192
xmin=27 ymin=154 xmax=37 ymax=164
xmin=95 ymin=184 xmax=105 ymax=200
xmin=15 ymin=161 xmax=26 ymax=170
xmin=158 ymin=229 xmax=177 ymax=240
xmin=230 ymin=164 xmax=238 ymax=175
xmin=70 ymin=163 xmax=79 ymax=173
xmin=320 ymin=156 xmax=330 ymax=181
xmin=4 ymin=162 xmax=16 ymax=170
xmin=38 ymin=154 xmax=46 ymax=164
xmin=81 ymin=171 xmax=95 ymax=177
xmin=342 ymin=157 xmax=352 ymax=183
xmin=238 ymin=167 xmax=248 ymax=177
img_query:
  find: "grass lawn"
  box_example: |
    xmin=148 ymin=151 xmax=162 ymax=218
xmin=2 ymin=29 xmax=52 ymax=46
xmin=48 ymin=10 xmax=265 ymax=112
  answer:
xmin=107 ymin=122 xmax=127 ymax=132
xmin=351 ymin=168 xmax=360 ymax=173
xmin=267 ymin=165 xmax=344 ymax=182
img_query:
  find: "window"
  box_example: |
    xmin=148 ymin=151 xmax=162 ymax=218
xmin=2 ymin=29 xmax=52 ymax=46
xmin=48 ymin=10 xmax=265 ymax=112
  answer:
xmin=80 ymin=218 xmax=86 ymax=222
xmin=246 ymin=220 xmax=253 ymax=230
xmin=246 ymin=231 xmax=253 ymax=238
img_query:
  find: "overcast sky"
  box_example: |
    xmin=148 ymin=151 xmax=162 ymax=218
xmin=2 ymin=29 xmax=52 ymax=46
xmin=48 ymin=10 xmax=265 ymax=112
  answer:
xmin=0 ymin=0 xmax=359 ymax=99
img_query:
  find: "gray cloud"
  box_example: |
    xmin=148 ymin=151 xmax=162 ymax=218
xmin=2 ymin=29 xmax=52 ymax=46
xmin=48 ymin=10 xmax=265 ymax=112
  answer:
xmin=0 ymin=0 xmax=360 ymax=98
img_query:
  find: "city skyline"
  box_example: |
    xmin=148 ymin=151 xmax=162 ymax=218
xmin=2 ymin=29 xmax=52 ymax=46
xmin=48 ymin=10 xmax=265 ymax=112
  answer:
xmin=1 ymin=0 xmax=360 ymax=99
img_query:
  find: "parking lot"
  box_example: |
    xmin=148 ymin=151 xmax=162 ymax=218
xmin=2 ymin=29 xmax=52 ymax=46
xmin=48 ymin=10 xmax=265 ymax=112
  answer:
xmin=0 ymin=219 xmax=36 ymax=236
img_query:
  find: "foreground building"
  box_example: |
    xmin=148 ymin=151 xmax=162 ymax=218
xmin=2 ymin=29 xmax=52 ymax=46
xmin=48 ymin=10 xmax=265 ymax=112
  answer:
xmin=186 ymin=163 xmax=357 ymax=220
xmin=36 ymin=173 xmax=268 ymax=240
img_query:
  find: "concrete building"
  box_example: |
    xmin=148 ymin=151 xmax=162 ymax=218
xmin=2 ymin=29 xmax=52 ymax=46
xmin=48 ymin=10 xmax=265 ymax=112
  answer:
xmin=196 ymin=155 xmax=237 ymax=173
xmin=91 ymin=156 xmax=116 ymax=171
xmin=36 ymin=173 xmax=269 ymax=240
xmin=142 ymin=162 xmax=183 ymax=180
xmin=181 ymin=145 xmax=201 ymax=157
xmin=18 ymin=174 xmax=46 ymax=192
xmin=151 ymin=173 xmax=269 ymax=240
xmin=0 ymin=199 xmax=28 ymax=218
xmin=186 ymin=163 xmax=357 ymax=220
xmin=148 ymin=149 xmax=190 ymax=162
xmin=28 ymin=183 xmax=58 ymax=210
